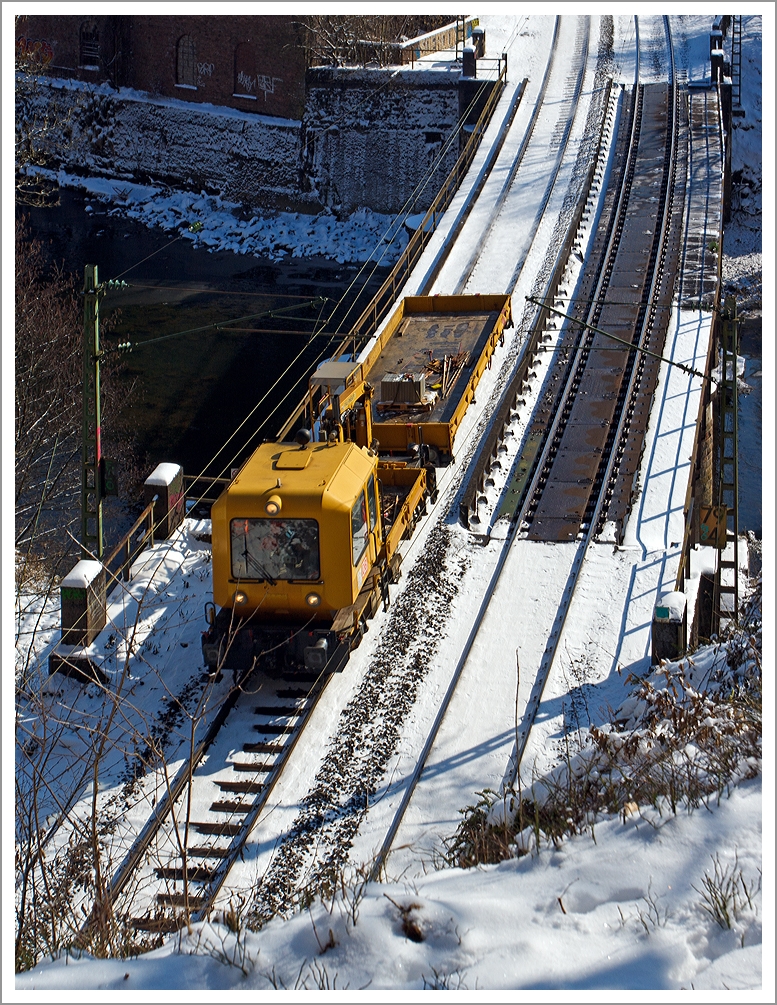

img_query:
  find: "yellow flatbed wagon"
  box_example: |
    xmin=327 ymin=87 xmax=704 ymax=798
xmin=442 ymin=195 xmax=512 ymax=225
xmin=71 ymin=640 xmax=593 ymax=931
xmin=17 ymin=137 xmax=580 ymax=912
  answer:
xmin=307 ymin=294 xmax=513 ymax=465
xmin=202 ymin=295 xmax=511 ymax=677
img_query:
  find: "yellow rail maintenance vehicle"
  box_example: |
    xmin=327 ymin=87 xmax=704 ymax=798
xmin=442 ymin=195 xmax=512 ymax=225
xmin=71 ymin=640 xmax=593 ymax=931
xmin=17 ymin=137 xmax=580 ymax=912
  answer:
xmin=202 ymin=434 xmax=429 ymax=675
xmin=203 ymin=293 xmax=511 ymax=677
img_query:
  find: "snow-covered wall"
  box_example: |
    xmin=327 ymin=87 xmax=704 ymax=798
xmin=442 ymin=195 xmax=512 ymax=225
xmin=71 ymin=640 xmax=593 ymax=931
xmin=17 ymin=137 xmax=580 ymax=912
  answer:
xmin=19 ymin=68 xmax=479 ymax=215
xmin=19 ymin=80 xmax=311 ymax=212
xmin=302 ymin=67 xmax=465 ymax=214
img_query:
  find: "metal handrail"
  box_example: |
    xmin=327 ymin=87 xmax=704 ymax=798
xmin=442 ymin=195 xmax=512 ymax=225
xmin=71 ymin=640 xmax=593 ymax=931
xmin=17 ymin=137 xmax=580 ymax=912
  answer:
xmin=103 ymin=496 xmax=157 ymax=589
xmin=349 ymin=56 xmax=508 ymax=340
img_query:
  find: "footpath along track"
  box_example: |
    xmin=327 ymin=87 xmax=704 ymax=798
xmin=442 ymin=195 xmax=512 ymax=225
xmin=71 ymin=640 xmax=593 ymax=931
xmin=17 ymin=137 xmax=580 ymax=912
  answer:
xmin=84 ymin=19 xmax=579 ymax=937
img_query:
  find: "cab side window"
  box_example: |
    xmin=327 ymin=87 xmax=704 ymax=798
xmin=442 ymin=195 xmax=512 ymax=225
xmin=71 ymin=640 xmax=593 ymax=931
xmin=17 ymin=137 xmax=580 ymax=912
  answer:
xmin=367 ymin=475 xmax=378 ymax=529
xmin=351 ymin=491 xmax=369 ymax=565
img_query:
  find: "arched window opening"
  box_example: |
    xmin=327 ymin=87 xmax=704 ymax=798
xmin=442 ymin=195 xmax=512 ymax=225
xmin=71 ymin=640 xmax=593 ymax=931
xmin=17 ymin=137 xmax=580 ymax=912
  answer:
xmin=176 ymin=35 xmax=196 ymax=88
xmin=79 ymin=21 xmax=99 ymax=69
xmin=234 ymin=42 xmax=257 ymax=98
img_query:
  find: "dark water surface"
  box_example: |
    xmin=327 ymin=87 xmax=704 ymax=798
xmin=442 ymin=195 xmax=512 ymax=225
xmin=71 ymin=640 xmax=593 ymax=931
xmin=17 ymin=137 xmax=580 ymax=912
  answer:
xmin=23 ymin=190 xmax=388 ymax=478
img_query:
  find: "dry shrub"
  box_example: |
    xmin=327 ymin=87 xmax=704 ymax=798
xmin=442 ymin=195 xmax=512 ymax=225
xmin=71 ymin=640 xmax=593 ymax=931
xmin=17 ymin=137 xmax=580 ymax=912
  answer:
xmin=445 ymin=628 xmax=761 ymax=869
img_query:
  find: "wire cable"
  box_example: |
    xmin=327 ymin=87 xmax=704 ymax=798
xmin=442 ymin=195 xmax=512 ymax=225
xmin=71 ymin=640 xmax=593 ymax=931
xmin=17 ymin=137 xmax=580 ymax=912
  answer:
xmin=323 ymin=72 xmax=501 ymax=335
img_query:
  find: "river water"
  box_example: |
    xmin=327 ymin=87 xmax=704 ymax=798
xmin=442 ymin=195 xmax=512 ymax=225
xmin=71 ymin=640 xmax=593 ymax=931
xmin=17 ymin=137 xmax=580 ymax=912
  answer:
xmin=23 ymin=190 xmax=389 ymax=480
xmin=22 ymin=189 xmax=761 ymax=537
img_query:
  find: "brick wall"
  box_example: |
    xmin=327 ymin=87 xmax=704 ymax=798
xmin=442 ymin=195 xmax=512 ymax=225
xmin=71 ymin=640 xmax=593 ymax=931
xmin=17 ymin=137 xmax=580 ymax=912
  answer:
xmin=16 ymin=14 xmax=306 ymax=120
xmin=17 ymin=15 xmax=491 ymax=217
xmin=130 ymin=16 xmax=306 ymax=121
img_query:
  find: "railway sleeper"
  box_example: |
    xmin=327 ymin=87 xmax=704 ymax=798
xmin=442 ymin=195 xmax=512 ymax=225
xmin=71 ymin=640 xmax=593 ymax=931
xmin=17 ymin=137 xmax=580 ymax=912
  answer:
xmin=193 ymin=821 xmax=243 ymax=836
xmin=276 ymin=687 xmax=311 ymax=699
xmin=157 ymin=893 xmax=208 ymax=909
xmin=211 ymin=800 xmax=252 ymax=813
xmin=217 ymin=779 xmax=264 ymax=793
xmin=243 ymin=741 xmax=284 ymax=754
xmin=252 ymin=722 xmax=295 ymax=735
xmin=156 ymin=865 xmax=215 ymax=882
xmin=188 ymin=845 xmax=231 ymax=858
xmin=253 ymin=705 xmax=305 ymax=716
xmin=231 ymin=760 xmax=273 ymax=772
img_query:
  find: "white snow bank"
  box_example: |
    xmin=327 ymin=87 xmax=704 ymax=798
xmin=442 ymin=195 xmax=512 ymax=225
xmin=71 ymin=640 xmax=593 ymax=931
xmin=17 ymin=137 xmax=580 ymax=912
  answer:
xmin=42 ymin=166 xmax=409 ymax=266
xmin=60 ymin=560 xmax=104 ymax=589
xmin=654 ymin=591 xmax=687 ymax=622
xmin=145 ymin=462 xmax=183 ymax=488
xmin=17 ymin=777 xmax=762 ymax=992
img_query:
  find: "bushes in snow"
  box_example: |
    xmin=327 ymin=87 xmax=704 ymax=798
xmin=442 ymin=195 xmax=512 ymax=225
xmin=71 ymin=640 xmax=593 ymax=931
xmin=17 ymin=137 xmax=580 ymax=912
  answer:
xmin=445 ymin=617 xmax=762 ymax=869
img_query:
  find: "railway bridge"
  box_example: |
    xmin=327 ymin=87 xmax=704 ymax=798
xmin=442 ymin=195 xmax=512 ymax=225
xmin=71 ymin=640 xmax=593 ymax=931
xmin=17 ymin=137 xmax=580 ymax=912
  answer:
xmin=25 ymin=15 xmax=743 ymax=942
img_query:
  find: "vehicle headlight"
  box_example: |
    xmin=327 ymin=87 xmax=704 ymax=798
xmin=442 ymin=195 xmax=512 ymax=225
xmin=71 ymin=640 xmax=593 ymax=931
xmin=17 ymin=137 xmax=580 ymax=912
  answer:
xmin=233 ymin=590 xmax=248 ymax=606
xmin=305 ymin=592 xmax=322 ymax=607
xmin=265 ymin=494 xmax=282 ymax=515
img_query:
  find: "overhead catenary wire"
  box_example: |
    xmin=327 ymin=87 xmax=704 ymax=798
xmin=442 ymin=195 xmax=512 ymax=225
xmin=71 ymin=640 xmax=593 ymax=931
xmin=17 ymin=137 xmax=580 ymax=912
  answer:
xmin=319 ymin=70 xmax=504 ymax=335
xmin=105 ymin=298 xmax=327 ymax=354
xmin=202 ymin=63 xmax=515 ymax=478
xmin=526 ymin=296 xmax=714 ymax=383
xmin=89 ymin=47 xmax=513 ymax=591
xmin=230 ymin=67 xmax=510 ymax=444
xmin=122 ymin=284 xmax=321 ymax=299
xmin=103 ymin=57 xmax=494 ymax=301
xmin=105 ymin=59 xmax=506 ymax=492
xmin=107 ymin=220 xmax=204 ymax=284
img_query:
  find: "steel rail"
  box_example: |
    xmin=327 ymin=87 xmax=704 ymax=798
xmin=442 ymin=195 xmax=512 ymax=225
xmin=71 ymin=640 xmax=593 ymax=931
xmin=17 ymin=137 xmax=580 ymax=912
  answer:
xmin=97 ymin=40 xmax=548 ymax=929
xmin=501 ymin=18 xmax=592 ymax=295
xmin=506 ymin=14 xmax=679 ymax=784
xmin=373 ymin=14 xmax=683 ymax=873
xmin=275 ymin=58 xmax=513 ymax=442
xmin=98 ymin=662 xmax=333 ymax=932
xmin=487 ymin=78 xmax=644 ymax=533
xmin=367 ymin=18 xmax=609 ymax=880
xmin=450 ymin=16 xmax=565 ymax=294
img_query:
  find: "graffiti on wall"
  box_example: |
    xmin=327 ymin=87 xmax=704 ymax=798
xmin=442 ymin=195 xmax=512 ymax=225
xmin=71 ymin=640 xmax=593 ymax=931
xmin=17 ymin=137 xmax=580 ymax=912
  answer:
xmin=236 ymin=69 xmax=282 ymax=102
xmin=257 ymin=74 xmax=282 ymax=100
xmin=16 ymin=36 xmax=54 ymax=66
xmin=196 ymin=62 xmax=214 ymax=77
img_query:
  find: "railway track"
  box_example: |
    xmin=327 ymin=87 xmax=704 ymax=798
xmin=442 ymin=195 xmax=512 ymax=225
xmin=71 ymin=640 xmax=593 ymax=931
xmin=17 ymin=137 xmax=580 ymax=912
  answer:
xmin=217 ymin=15 xmax=615 ymax=921
xmin=369 ymin=15 xmax=690 ymax=867
xmin=105 ymin=666 xmax=332 ymax=932
xmin=69 ymin=14 xmax=692 ymax=939
xmin=62 ymin=18 xmax=589 ymax=937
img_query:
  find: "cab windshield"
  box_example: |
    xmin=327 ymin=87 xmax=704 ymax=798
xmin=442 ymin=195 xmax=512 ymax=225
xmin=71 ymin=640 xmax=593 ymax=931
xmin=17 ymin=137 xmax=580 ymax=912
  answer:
xmin=230 ymin=518 xmax=320 ymax=581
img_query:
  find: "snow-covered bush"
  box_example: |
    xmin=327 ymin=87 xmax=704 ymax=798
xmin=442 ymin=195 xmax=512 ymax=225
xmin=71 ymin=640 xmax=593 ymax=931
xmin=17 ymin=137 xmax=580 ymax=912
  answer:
xmin=445 ymin=620 xmax=762 ymax=869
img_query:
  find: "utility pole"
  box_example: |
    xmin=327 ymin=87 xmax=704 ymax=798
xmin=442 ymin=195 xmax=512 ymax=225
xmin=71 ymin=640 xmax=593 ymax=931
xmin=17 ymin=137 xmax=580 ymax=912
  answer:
xmin=455 ymin=15 xmax=466 ymax=62
xmin=81 ymin=264 xmax=104 ymax=559
xmin=731 ymin=14 xmax=743 ymax=113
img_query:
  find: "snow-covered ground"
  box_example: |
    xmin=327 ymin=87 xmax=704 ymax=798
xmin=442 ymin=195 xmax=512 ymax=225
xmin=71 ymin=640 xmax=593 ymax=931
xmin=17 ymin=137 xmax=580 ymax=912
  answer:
xmin=32 ymin=168 xmax=412 ymax=266
xmin=11 ymin=11 xmax=771 ymax=998
xmin=16 ymin=767 xmax=765 ymax=992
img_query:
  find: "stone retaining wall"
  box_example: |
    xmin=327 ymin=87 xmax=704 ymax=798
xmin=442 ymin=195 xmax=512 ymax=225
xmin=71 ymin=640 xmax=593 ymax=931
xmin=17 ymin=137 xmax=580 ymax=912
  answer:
xmin=20 ymin=65 xmax=490 ymax=215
